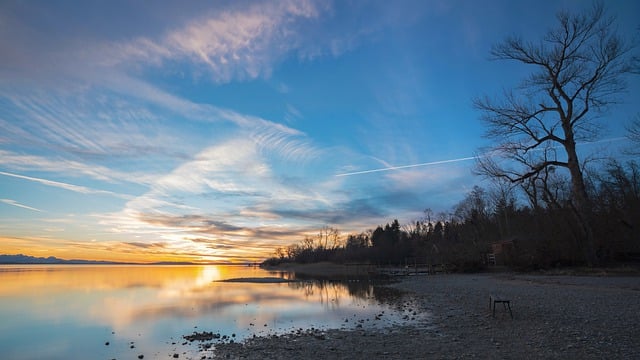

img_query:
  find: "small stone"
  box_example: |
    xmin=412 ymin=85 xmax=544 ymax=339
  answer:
xmin=138 ymin=356 xmax=144 ymax=359
xmin=173 ymin=354 xmax=179 ymax=358
xmin=104 ymin=342 xmax=110 ymax=346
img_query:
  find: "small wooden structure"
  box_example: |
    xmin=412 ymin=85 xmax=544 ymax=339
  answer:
xmin=489 ymin=294 xmax=513 ymax=319
xmin=489 ymin=240 xmax=515 ymax=266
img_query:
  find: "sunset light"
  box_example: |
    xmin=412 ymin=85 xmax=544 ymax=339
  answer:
xmin=1 ymin=0 xmax=638 ymax=263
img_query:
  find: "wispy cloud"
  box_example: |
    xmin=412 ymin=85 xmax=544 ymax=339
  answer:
xmin=0 ymin=0 xmax=329 ymax=179
xmin=0 ymin=199 xmax=42 ymax=212
xmin=102 ymin=0 xmax=323 ymax=83
xmin=150 ymin=135 xmax=322 ymax=203
xmin=0 ymin=89 xmax=190 ymax=156
xmin=84 ymin=129 xmax=348 ymax=257
xmin=250 ymin=124 xmax=321 ymax=163
xmin=283 ymin=104 xmax=302 ymax=124
xmin=2 ymin=0 xmax=484 ymax=262
xmin=0 ymin=150 xmax=158 ymax=185
xmin=120 ymin=241 xmax=168 ymax=250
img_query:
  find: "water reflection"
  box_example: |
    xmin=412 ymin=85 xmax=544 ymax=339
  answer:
xmin=0 ymin=265 xmax=423 ymax=360
xmin=0 ymin=265 xmax=221 ymax=294
xmin=287 ymin=279 xmax=403 ymax=308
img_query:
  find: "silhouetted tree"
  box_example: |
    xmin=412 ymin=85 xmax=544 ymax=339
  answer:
xmin=474 ymin=2 xmax=638 ymax=264
xmin=264 ymin=161 xmax=639 ymax=269
xmin=591 ymin=160 xmax=640 ymax=259
xmin=488 ymin=179 xmax=517 ymax=238
xmin=346 ymin=233 xmax=370 ymax=249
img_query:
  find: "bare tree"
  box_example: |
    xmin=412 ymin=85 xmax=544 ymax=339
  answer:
xmin=302 ymin=236 xmax=315 ymax=250
xmin=474 ymin=3 xmax=637 ymax=264
xmin=316 ymin=226 xmax=341 ymax=250
xmin=626 ymin=113 xmax=640 ymax=154
xmin=488 ymin=178 xmax=517 ymax=237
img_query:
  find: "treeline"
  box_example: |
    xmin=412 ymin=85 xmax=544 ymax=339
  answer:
xmin=264 ymin=160 xmax=640 ymax=271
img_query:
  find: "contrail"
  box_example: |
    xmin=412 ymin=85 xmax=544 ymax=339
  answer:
xmin=334 ymin=136 xmax=630 ymax=177
xmin=335 ymin=156 xmax=478 ymax=177
xmin=0 ymin=198 xmax=43 ymax=212
xmin=0 ymin=171 xmax=132 ymax=199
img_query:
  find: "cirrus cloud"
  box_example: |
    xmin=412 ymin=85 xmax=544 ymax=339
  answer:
xmin=102 ymin=0 xmax=325 ymax=83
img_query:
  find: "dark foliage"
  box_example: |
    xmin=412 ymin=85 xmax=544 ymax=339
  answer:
xmin=264 ymin=161 xmax=640 ymax=271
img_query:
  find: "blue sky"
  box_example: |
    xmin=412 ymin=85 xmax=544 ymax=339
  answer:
xmin=1 ymin=0 xmax=638 ymax=262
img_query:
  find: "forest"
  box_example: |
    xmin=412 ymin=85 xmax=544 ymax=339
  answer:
xmin=264 ymin=159 xmax=639 ymax=270
xmin=265 ymin=3 xmax=639 ymax=271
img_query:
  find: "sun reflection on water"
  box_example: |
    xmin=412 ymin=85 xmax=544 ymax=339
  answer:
xmin=0 ymin=265 xmax=422 ymax=360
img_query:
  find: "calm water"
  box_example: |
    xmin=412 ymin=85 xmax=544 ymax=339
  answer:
xmin=0 ymin=265 xmax=426 ymax=359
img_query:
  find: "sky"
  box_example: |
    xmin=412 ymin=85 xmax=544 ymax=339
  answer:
xmin=1 ymin=0 xmax=639 ymax=263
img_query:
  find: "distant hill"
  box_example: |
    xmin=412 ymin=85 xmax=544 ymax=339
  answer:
xmin=0 ymin=254 xmax=215 ymax=265
xmin=0 ymin=254 xmax=121 ymax=265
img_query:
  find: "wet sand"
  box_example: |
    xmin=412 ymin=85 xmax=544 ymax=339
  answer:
xmin=212 ymin=273 xmax=640 ymax=359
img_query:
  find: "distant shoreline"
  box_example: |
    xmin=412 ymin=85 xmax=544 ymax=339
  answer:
xmin=260 ymin=261 xmax=378 ymax=278
xmin=0 ymin=254 xmax=256 ymax=266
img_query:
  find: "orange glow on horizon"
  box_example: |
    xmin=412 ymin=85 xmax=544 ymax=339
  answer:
xmin=0 ymin=236 xmax=274 ymax=264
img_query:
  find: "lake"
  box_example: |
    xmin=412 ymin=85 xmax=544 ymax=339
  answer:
xmin=0 ymin=265 xmax=427 ymax=359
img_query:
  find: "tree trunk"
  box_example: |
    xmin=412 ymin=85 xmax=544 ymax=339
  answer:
xmin=564 ymin=135 xmax=597 ymax=265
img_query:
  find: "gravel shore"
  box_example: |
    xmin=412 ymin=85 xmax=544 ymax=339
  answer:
xmin=213 ymin=273 xmax=640 ymax=359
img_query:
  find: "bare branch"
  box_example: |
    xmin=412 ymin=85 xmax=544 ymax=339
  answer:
xmin=625 ymin=114 xmax=640 ymax=155
xmin=476 ymin=1 xmax=637 ymax=201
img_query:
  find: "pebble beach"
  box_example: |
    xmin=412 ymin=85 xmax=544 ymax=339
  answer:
xmin=213 ymin=273 xmax=640 ymax=359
